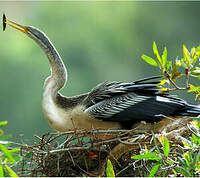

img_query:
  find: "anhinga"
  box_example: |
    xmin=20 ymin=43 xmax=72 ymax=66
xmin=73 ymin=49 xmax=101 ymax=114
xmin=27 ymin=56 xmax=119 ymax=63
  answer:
xmin=4 ymin=16 xmax=200 ymax=132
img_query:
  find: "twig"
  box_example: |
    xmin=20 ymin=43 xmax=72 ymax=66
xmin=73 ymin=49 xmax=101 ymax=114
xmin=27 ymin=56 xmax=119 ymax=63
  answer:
xmin=57 ymin=135 xmax=73 ymax=148
xmin=68 ymin=151 xmax=76 ymax=167
xmin=92 ymin=137 xmax=122 ymax=147
xmin=164 ymin=71 xmax=179 ymax=89
xmin=34 ymin=135 xmax=51 ymax=147
xmin=11 ymin=142 xmax=47 ymax=154
xmin=185 ymin=68 xmax=190 ymax=89
xmin=119 ymin=135 xmax=146 ymax=145
xmin=49 ymin=146 xmax=90 ymax=154
xmin=163 ymin=70 xmax=189 ymax=92
xmin=187 ymin=122 xmax=200 ymax=137
xmin=116 ymin=163 xmax=133 ymax=176
xmin=75 ymin=163 xmax=97 ymax=177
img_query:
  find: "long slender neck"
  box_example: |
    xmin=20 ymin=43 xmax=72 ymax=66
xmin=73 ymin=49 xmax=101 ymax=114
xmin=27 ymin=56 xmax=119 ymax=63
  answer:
xmin=36 ymin=33 xmax=67 ymax=99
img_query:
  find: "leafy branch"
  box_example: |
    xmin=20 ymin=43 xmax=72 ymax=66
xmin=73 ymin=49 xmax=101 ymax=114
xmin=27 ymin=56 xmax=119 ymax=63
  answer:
xmin=0 ymin=121 xmax=20 ymax=177
xmin=141 ymin=42 xmax=200 ymax=101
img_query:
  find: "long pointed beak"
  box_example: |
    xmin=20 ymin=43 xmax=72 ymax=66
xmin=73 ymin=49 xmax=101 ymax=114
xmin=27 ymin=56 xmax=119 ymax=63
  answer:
xmin=3 ymin=15 xmax=27 ymax=34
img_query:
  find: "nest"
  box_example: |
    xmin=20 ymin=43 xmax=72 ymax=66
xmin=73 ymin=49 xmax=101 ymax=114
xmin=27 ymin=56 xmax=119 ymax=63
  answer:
xmin=18 ymin=117 xmax=195 ymax=177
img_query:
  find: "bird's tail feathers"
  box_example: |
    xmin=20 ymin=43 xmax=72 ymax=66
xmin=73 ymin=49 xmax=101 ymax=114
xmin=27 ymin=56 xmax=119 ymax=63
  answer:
xmin=179 ymin=105 xmax=200 ymax=117
xmin=133 ymin=75 xmax=162 ymax=84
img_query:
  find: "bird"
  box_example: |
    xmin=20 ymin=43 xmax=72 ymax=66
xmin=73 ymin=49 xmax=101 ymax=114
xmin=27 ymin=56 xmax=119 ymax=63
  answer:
xmin=3 ymin=16 xmax=200 ymax=132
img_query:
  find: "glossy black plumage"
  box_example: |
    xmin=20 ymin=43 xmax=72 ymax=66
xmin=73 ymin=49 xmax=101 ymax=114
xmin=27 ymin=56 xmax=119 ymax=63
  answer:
xmin=81 ymin=76 xmax=200 ymax=128
xmin=55 ymin=75 xmax=200 ymax=129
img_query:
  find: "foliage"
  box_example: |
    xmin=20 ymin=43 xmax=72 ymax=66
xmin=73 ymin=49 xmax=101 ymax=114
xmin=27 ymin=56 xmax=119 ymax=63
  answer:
xmin=0 ymin=121 xmax=20 ymax=177
xmin=129 ymin=42 xmax=200 ymax=177
xmin=106 ymin=159 xmax=115 ymax=177
xmin=142 ymin=42 xmax=200 ymax=101
xmin=131 ymin=120 xmax=200 ymax=177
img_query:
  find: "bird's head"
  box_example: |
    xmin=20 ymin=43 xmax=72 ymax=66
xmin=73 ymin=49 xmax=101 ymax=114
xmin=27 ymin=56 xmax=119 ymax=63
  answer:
xmin=4 ymin=17 xmax=51 ymax=51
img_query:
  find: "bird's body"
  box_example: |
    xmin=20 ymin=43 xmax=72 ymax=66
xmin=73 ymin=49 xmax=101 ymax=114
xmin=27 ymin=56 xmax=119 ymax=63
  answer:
xmin=4 ymin=17 xmax=200 ymax=132
xmin=42 ymin=76 xmax=200 ymax=131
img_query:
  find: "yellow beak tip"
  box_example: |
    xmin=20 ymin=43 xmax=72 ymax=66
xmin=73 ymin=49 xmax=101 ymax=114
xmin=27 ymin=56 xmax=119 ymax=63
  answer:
xmin=2 ymin=16 xmax=27 ymax=34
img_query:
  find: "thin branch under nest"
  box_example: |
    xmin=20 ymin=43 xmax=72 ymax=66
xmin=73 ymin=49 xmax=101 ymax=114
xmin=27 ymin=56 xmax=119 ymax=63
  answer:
xmin=15 ymin=117 xmax=195 ymax=177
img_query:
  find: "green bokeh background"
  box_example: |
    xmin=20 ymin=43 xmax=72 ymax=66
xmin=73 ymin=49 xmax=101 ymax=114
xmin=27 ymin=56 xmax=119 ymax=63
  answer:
xmin=0 ymin=2 xmax=200 ymax=142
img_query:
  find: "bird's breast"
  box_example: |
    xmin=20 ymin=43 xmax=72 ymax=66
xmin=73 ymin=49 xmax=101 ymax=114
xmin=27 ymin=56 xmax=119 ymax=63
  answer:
xmin=42 ymin=93 xmax=121 ymax=132
xmin=42 ymin=94 xmax=74 ymax=132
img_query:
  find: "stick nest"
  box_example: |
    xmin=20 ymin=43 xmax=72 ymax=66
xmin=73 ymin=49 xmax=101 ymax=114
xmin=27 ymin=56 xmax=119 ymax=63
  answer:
xmin=18 ymin=117 xmax=196 ymax=176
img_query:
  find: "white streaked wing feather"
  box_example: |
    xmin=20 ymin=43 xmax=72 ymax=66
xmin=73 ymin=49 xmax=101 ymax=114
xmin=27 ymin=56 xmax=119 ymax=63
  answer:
xmin=84 ymin=93 xmax=150 ymax=119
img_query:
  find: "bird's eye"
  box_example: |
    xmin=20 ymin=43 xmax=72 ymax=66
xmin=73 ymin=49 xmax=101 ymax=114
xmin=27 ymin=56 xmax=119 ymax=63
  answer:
xmin=3 ymin=13 xmax=6 ymax=31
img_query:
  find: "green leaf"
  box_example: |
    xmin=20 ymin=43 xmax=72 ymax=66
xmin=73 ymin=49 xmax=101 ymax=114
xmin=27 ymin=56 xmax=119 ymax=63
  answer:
xmin=163 ymin=137 xmax=170 ymax=157
xmin=0 ymin=121 xmax=8 ymax=127
xmin=191 ymin=152 xmax=199 ymax=168
xmin=166 ymin=61 xmax=172 ymax=71
xmin=183 ymin=45 xmax=190 ymax=59
xmin=148 ymin=163 xmax=160 ymax=177
xmin=175 ymin=59 xmax=182 ymax=67
xmin=162 ymin=47 xmax=167 ymax=67
xmin=9 ymin=148 xmax=20 ymax=153
xmin=131 ymin=152 xmax=161 ymax=160
xmin=177 ymin=157 xmax=187 ymax=168
xmin=191 ymin=69 xmax=200 ymax=76
xmin=0 ymin=144 xmax=15 ymax=164
xmin=191 ymin=47 xmax=196 ymax=57
xmin=196 ymin=46 xmax=200 ymax=52
xmin=0 ymin=129 xmax=3 ymax=135
xmin=192 ymin=48 xmax=200 ymax=64
xmin=159 ymin=88 xmax=169 ymax=92
xmin=175 ymin=166 xmax=191 ymax=177
xmin=181 ymin=58 xmax=188 ymax=68
xmin=4 ymin=165 xmax=18 ymax=177
xmin=141 ymin=54 xmax=158 ymax=66
xmin=188 ymin=85 xmax=200 ymax=92
xmin=172 ymin=169 xmax=177 ymax=176
xmin=158 ymin=79 xmax=167 ymax=86
xmin=0 ymin=165 xmax=4 ymax=177
xmin=195 ymin=92 xmax=200 ymax=101
xmin=153 ymin=41 xmax=161 ymax=64
xmin=192 ymin=67 xmax=200 ymax=70
xmin=167 ymin=159 xmax=174 ymax=165
xmin=171 ymin=63 xmax=182 ymax=81
xmin=183 ymin=153 xmax=191 ymax=166
xmin=182 ymin=141 xmax=194 ymax=149
xmin=12 ymin=155 xmax=21 ymax=163
xmin=192 ymin=119 xmax=200 ymax=127
xmin=183 ymin=45 xmax=191 ymax=67
xmin=191 ymin=134 xmax=198 ymax=144
xmin=106 ymin=159 xmax=115 ymax=177
xmin=0 ymin=134 xmax=12 ymax=140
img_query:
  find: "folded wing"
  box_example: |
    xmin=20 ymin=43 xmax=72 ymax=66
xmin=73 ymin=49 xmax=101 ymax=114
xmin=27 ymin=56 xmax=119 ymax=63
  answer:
xmin=84 ymin=76 xmax=187 ymax=122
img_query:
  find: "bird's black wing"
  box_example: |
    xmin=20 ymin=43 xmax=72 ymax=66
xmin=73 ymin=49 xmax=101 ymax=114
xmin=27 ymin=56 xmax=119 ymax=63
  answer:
xmin=84 ymin=76 xmax=188 ymax=123
xmin=84 ymin=76 xmax=163 ymax=105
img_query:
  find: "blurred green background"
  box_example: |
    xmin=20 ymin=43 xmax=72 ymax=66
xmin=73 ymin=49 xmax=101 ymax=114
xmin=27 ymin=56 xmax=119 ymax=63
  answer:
xmin=0 ymin=2 xmax=200 ymax=142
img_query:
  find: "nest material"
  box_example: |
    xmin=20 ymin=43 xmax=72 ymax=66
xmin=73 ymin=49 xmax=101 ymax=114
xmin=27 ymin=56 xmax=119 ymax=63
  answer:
xmin=19 ymin=117 xmax=194 ymax=177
